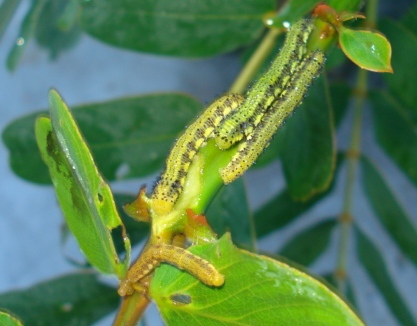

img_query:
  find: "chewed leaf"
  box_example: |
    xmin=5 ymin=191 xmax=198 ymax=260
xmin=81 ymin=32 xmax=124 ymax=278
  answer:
xmin=151 ymin=234 xmax=363 ymax=325
xmin=35 ymin=90 xmax=130 ymax=277
xmin=338 ymin=26 xmax=393 ymax=73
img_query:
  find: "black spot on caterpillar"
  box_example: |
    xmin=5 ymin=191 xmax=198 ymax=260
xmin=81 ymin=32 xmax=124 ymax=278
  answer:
xmin=220 ymin=50 xmax=326 ymax=184
xmin=214 ymin=19 xmax=314 ymax=150
xmin=118 ymin=243 xmax=224 ymax=296
xmin=151 ymin=94 xmax=244 ymax=215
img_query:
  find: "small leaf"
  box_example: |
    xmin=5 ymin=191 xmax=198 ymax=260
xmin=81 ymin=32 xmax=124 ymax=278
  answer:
xmin=34 ymin=0 xmax=81 ymax=59
xmin=360 ymin=156 xmax=417 ymax=266
xmin=0 ymin=311 xmax=23 ymax=326
xmin=6 ymin=0 xmax=46 ymax=71
xmin=279 ymin=219 xmax=337 ymax=266
xmin=0 ymin=0 xmax=22 ymax=42
xmin=35 ymin=90 xmax=130 ymax=277
xmin=151 ymin=234 xmax=364 ymax=325
xmin=2 ymin=93 xmax=203 ymax=184
xmin=0 ymin=273 xmax=119 ymax=326
xmin=78 ymin=0 xmax=276 ymax=57
xmin=206 ymin=179 xmax=254 ymax=249
xmin=356 ymin=228 xmax=417 ymax=326
xmin=279 ymin=77 xmax=336 ymax=200
xmin=338 ymin=26 xmax=393 ymax=73
xmin=379 ymin=19 xmax=417 ymax=110
xmin=368 ymin=91 xmax=417 ymax=186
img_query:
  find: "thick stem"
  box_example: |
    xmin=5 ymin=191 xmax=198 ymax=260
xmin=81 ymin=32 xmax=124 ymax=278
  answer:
xmin=335 ymin=0 xmax=378 ymax=292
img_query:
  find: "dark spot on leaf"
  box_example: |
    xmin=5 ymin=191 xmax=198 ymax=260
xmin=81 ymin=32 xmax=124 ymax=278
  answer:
xmin=97 ymin=192 xmax=103 ymax=202
xmin=170 ymin=293 xmax=192 ymax=305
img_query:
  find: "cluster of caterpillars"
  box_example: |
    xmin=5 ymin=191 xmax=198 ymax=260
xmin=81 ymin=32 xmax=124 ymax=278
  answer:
xmin=120 ymin=19 xmax=325 ymax=296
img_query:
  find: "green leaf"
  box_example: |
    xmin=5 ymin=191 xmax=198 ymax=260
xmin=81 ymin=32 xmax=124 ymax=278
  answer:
xmin=206 ymin=179 xmax=254 ymax=249
xmin=2 ymin=93 xmax=203 ymax=184
xmin=279 ymin=76 xmax=336 ymax=200
xmin=0 ymin=0 xmax=21 ymax=42
xmin=326 ymin=0 xmax=363 ymax=12
xmin=78 ymin=0 xmax=276 ymax=57
xmin=0 ymin=311 xmax=23 ymax=326
xmin=0 ymin=273 xmax=119 ymax=326
xmin=338 ymin=26 xmax=393 ymax=73
xmin=280 ymin=219 xmax=337 ymax=266
xmin=6 ymin=0 xmax=47 ymax=71
xmin=331 ymin=82 xmax=351 ymax=127
xmin=35 ymin=90 xmax=129 ymax=277
xmin=360 ymin=156 xmax=417 ymax=266
xmin=151 ymin=234 xmax=363 ymax=325
xmin=368 ymin=91 xmax=417 ymax=186
xmin=379 ymin=19 xmax=417 ymax=111
xmin=356 ymin=228 xmax=417 ymax=326
xmin=264 ymin=0 xmax=319 ymax=28
xmin=34 ymin=0 xmax=81 ymax=59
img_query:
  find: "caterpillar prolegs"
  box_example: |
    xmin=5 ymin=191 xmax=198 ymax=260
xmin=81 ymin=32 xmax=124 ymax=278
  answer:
xmin=118 ymin=243 xmax=224 ymax=296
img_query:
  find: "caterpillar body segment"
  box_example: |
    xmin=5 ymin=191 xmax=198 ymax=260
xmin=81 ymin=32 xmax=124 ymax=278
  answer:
xmin=220 ymin=50 xmax=326 ymax=184
xmin=151 ymin=94 xmax=244 ymax=215
xmin=118 ymin=244 xmax=224 ymax=296
xmin=214 ymin=19 xmax=314 ymax=150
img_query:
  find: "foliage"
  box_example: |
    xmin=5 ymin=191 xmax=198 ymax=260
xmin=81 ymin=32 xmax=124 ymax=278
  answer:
xmin=1 ymin=0 xmax=416 ymax=325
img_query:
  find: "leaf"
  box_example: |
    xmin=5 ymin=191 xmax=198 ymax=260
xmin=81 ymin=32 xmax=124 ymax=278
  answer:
xmin=78 ymin=0 xmax=276 ymax=57
xmin=279 ymin=219 xmax=337 ymax=266
xmin=356 ymin=228 xmax=417 ymax=326
xmin=326 ymin=0 xmax=364 ymax=12
xmin=0 ymin=273 xmax=119 ymax=326
xmin=34 ymin=0 xmax=81 ymax=59
xmin=2 ymin=93 xmax=203 ymax=184
xmin=360 ymin=156 xmax=417 ymax=266
xmin=0 ymin=311 xmax=23 ymax=326
xmin=6 ymin=0 xmax=47 ymax=71
xmin=338 ymin=26 xmax=393 ymax=73
xmin=379 ymin=19 xmax=417 ymax=111
xmin=279 ymin=76 xmax=336 ymax=200
xmin=206 ymin=179 xmax=254 ymax=249
xmin=264 ymin=0 xmax=319 ymax=28
xmin=331 ymin=82 xmax=351 ymax=127
xmin=35 ymin=90 xmax=130 ymax=277
xmin=0 ymin=0 xmax=22 ymax=42
xmin=368 ymin=91 xmax=417 ymax=186
xmin=151 ymin=234 xmax=363 ymax=325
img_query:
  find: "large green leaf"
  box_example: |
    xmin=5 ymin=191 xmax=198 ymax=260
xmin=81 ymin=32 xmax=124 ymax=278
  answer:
xmin=2 ymin=93 xmax=203 ymax=184
xmin=78 ymin=0 xmax=276 ymax=57
xmin=360 ymin=156 xmax=417 ymax=266
xmin=35 ymin=90 xmax=129 ymax=277
xmin=380 ymin=19 xmax=417 ymax=113
xmin=0 ymin=311 xmax=23 ymax=326
xmin=278 ymin=77 xmax=336 ymax=200
xmin=0 ymin=273 xmax=119 ymax=326
xmin=151 ymin=234 xmax=363 ymax=325
xmin=206 ymin=179 xmax=254 ymax=249
xmin=279 ymin=219 xmax=337 ymax=266
xmin=356 ymin=228 xmax=417 ymax=326
xmin=368 ymin=91 xmax=417 ymax=187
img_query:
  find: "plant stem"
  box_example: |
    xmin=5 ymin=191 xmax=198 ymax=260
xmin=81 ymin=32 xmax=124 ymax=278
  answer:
xmin=228 ymin=28 xmax=281 ymax=94
xmin=335 ymin=0 xmax=378 ymax=293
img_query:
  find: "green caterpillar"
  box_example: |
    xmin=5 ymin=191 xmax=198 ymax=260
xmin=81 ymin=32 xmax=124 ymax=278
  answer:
xmin=220 ymin=50 xmax=326 ymax=184
xmin=214 ymin=19 xmax=314 ymax=150
xmin=151 ymin=94 xmax=244 ymax=215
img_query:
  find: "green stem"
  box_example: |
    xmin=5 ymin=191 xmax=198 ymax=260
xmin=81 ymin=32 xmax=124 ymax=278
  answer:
xmin=335 ymin=0 xmax=378 ymax=292
xmin=229 ymin=28 xmax=281 ymax=94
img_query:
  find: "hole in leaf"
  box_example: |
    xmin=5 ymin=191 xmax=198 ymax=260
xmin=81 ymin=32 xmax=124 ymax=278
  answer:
xmin=170 ymin=293 xmax=192 ymax=305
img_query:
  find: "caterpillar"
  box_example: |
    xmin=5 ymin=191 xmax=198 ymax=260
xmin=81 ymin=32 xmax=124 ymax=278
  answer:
xmin=220 ymin=50 xmax=326 ymax=184
xmin=151 ymin=94 xmax=244 ymax=215
xmin=118 ymin=243 xmax=224 ymax=296
xmin=214 ymin=19 xmax=314 ymax=150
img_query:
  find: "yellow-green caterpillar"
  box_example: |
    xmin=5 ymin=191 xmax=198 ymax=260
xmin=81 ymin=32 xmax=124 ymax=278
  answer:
xmin=151 ymin=94 xmax=244 ymax=215
xmin=220 ymin=50 xmax=326 ymax=184
xmin=214 ymin=19 xmax=314 ymax=150
xmin=118 ymin=244 xmax=224 ymax=296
